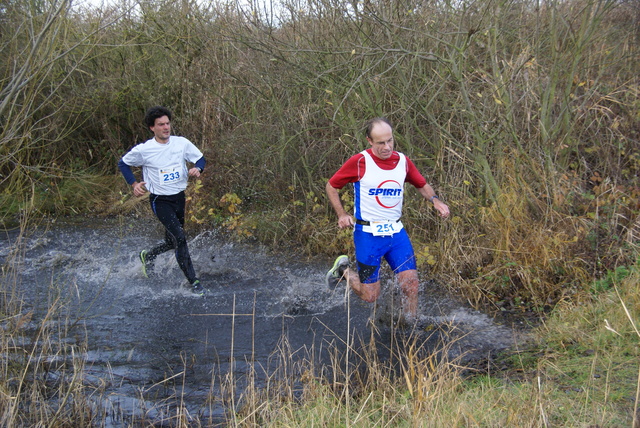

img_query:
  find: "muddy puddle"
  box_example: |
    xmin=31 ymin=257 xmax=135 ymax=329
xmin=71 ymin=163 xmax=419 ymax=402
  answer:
xmin=0 ymin=217 xmax=522 ymax=426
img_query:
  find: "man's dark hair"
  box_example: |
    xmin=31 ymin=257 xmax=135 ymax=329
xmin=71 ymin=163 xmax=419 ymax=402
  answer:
xmin=144 ymin=106 xmax=172 ymax=129
xmin=364 ymin=117 xmax=393 ymax=139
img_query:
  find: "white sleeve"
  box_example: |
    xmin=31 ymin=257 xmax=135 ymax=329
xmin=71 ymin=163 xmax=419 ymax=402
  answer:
xmin=121 ymin=145 xmax=144 ymax=166
xmin=184 ymin=140 xmax=203 ymax=163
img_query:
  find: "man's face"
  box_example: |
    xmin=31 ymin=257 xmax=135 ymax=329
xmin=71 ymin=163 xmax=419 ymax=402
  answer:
xmin=150 ymin=115 xmax=171 ymax=143
xmin=367 ymin=122 xmax=394 ymax=160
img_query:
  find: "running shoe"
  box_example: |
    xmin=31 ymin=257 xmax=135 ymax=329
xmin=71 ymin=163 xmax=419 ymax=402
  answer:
xmin=191 ymin=279 xmax=206 ymax=296
xmin=325 ymin=255 xmax=349 ymax=288
xmin=139 ymin=250 xmax=152 ymax=278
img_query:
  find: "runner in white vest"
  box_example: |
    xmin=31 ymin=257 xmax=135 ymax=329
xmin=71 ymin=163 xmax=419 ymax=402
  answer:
xmin=326 ymin=117 xmax=450 ymax=321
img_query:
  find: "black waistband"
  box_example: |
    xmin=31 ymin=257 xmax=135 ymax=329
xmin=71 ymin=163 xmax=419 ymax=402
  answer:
xmin=355 ymin=219 xmax=400 ymax=226
xmin=149 ymin=190 xmax=185 ymax=200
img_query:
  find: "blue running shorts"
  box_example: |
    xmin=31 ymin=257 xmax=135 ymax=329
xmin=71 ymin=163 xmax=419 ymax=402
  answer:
xmin=353 ymin=226 xmax=417 ymax=284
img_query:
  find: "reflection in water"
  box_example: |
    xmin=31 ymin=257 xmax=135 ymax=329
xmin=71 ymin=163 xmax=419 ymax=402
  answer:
xmin=0 ymin=218 xmax=518 ymax=425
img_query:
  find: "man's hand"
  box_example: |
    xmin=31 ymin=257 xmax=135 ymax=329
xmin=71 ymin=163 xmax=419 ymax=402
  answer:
xmin=417 ymin=185 xmax=450 ymax=219
xmin=337 ymin=214 xmax=355 ymax=229
xmin=433 ymin=199 xmax=450 ymax=218
xmin=188 ymin=167 xmax=201 ymax=178
xmin=132 ymin=181 xmax=148 ymax=197
xmin=327 ymin=182 xmax=355 ymax=229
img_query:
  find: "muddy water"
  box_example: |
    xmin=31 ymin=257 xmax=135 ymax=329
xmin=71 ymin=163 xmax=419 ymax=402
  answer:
xmin=1 ymin=218 xmax=521 ymax=426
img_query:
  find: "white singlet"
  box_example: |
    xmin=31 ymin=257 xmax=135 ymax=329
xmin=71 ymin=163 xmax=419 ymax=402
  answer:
xmin=354 ymin=150 xmax=407 ymax=223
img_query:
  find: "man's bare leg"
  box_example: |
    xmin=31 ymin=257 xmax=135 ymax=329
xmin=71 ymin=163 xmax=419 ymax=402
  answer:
xmin=343 ymin=268 xmax=381 ymax=303
xmin=397 ymin=269 xmax=419 ymax=320
xmin=343 ymin=268 xmax=418 ymax=318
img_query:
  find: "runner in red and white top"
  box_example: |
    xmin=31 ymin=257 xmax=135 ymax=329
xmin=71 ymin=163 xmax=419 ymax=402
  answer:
xmin=325 ymin=117 xmax=450 ymax=322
